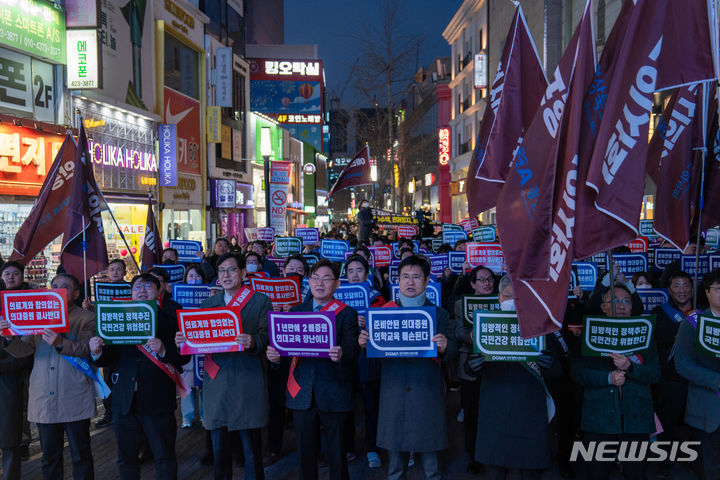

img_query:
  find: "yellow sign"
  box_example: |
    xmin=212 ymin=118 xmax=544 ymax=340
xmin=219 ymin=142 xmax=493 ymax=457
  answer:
xmin=207 ymin=106 xmax=221 ymax=143
xmin=221 ymin=125 xmax=231 ymax=159
xmin=393 ymin=164 xmax=399 ymax=188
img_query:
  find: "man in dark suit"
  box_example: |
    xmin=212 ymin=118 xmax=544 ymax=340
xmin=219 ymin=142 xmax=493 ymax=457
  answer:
xmin=90 ymin=273 xmax=189 ymax=480
xmin=175 ymin=253 xmax=271 ymax=480
xmin=267 ymin=259 xmax=360 ymax=480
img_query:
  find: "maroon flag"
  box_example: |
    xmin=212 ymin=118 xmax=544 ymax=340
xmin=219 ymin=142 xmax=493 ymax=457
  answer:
xmin=496 ymin=0 xmax=596 ymax=337
xmin=9 ymin=134 xmax=78 ymax=265
xmin=702 ymin=106 xmax=720 ymax=230
xmin=60 ymin=124 xmax=108 ymax=280
xmin=574 ymin=0 xmax=716 ymax=260
xmin=140 ymin=196 xmax=162 ymax=271
xmin=648 ymin=84 xmax=704 ymax=251
xmin=466 ymin=4 xmax=547 ymax=217
xmin=328 ymin=145 xmax=371 ymax=197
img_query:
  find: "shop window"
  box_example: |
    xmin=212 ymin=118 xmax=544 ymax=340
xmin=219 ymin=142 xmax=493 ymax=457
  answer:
xmin=164 ymin=35 xmax=199 ymax=100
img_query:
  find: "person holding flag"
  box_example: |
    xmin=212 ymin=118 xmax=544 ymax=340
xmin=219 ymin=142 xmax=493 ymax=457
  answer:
xmin=176 ymin=253 xmax=271 ymax=480
xmin=359 ymin=255 xmax=457 ymax=480
xmin=2 ymin=273 xmax=98 ymax=480
xmin=266 ymin=259 xmax=360 ymax=480
xmin=89 ymin=273 xmax=188 ymax=480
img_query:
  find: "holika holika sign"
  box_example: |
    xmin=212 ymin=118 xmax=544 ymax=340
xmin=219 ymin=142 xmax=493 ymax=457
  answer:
xmin=581 ymin=315 xmax=655 ymax=357
xmin=96 ymin=301 xmax=157 ymax=344
xmin=473 ymin=311 xmax=544 ymax=361
xmin=461 ymin=295 xmax=500 ymax=325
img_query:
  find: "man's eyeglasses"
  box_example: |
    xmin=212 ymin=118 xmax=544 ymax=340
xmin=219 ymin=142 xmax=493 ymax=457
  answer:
xmin=603 ymin=298 xmax=631 ymax=305
xmin=309 ymin=276 xmax=335 ymax=284
xmin=133 ymin=282 xmax=154 ymax=291
xmin=218 ymin=267 xmax=240 ymax=275
xmin=473 ymin=276 xmax=493 ymax=284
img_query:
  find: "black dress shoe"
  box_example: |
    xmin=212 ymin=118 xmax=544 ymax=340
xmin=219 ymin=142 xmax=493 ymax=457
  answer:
xmin=96 ymin=414 xmax=113 ymax=428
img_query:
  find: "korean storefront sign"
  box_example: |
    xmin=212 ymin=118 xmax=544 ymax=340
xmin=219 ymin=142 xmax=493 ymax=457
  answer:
xmin=0 ymin=47 xmax=57 ymax=122
xmin=158 ymin=124 xmax=178 ymax=187
xmin=0 ymin=124 xmax=64 ymax=196
xmin=66 ymin=29 xmax=100 ymax=89
xmin=0 ymin=0 xmax=65 ymax=63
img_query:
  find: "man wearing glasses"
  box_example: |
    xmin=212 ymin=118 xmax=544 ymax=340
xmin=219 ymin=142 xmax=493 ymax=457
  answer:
xmin=267 ymin=259 xmax=359 ymax=480
xmin=176 ymin=253 xmax=272 ymax=480
xmin=89 ymin=273 xmax=188 ymax=480
xmin=571 ymin=285 xmax=660 ymax=480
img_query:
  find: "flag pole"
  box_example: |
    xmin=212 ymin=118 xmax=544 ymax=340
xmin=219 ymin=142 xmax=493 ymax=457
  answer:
xmin=76 ymin=111 xmax=89 ymax=294
xmin=607 ymin=249 xmax=617 ymax=316
xmin=693 ymin=81 xmax=712 ymax=310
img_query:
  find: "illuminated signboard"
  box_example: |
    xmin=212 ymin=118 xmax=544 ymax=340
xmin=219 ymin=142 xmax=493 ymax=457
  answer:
xmin=89 ymin=141 xmax=157 ymax=173
xmin=439 ymin=127 xmax=451 ymax=165
xmin=0 ymin=0 xmax=66 ymax=63
xmin=66 ymin=29 xmax=100 ymax=89
xmin=474 ymin=53 xmax=487 ymax=89
xmin=273 ymin=114 xmax=322 ymax=124
xmin=0 ymin=125 xmax=64 ymax=196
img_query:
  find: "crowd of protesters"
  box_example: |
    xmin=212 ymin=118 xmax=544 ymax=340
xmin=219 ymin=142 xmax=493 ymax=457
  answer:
xmin=0 ymin=207 xmax=718 ymax=480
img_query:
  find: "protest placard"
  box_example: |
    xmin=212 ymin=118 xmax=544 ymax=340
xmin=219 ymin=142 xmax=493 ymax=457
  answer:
xmin=473 ymin=311 xmax=545 ymax=361
xmin=268 ymin=311 xmax=336 ymax=357
xmin=428 ymin=254 xmax=449 ymax=277
xmin=320 ymin=239 xmax=350 ymax=261
xmin=465 ymin=242 xmax=505 ymax=273
xmin=448 ymin=251 xmax=467 ymax=273
xmin=257 ymin=227 xmax=275 ymax=242
xmin=461 ymin=295 xmax=500 ymax=325
xmin=94 ymin=282 xmax=132 ymax=302
xmin=637 ymin=289 xmax=669 ymax=315
xmin=177 ymin=307 xmax=243 ymax=354
xmin=653 ymin=248 xmax=682 ymax=270
xmin=172 ymin=284 xmax=222 ymax=309
xmin=391 ymin=240 xmax=419 ymax=258
xmin=706 ymin=228 xmax=720 ymax=251
xmin=303 ymin=254 xmax=320 ymax=268
xmin=457 ymin=218 xmax=479 ymax=233
xmin=680 ymin=255 xmax=710 ymax=277
xmin=151 ymin=264 xmax=186 ymax=284
xmin=96 ymin=301 xmax=157 ymax=345
xmin=397 ymin=225 xmax=417 ymax=238
xmin=193 ymin=354 xmax=205 ymax=387
xmin=1 ymin=289 xmax=69 ymax=335
xmin=294 ymin=227 xmax=320 ymax=245
xmin=639 ymin=219 xmax=656 ymax=237
xmin=249 ymin=276 xmax=301 ymax=309
xmin=368 ymin=246 xmax=392 ymax=267
xmin=572 ymin=262 xmax=598 ymax=290
xmin=442 ymin=229 xmax=467 ymax=246
xmin=471 ymin=226 xmax=496 ymax=242
xmin=696 ymin=314 xmax=720 ymax=358
xmin=333 ymin=283 xmax=370 ymax=317
xmin=169 ymin=239 xmax=203 ymax=263
xmin=626 ymin=237 xmax=649 ymax=253
xmin=366 ymin=307 xmax=437 ymax=358
xmin=581 ymin=315 xmax=655 ymax=357
xmin=606 ymin=253 xmax=648 ymax=276
xmin=273 ymin=236 xmax=303 ymax=257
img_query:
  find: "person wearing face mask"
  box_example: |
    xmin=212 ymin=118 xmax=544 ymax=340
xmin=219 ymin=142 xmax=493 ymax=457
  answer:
xmin=571 ymin=285 xmax=660 ymax=480
xmin=244 ymin=252 xmax=263 ymax=276
xmin=357 ymin=199 xmax=374 ymax=245
xmin=250 ymin=241 xmax=280 ymax=277
xmin=161 ymin=248 xmax=179 ymax=265
xmin=631 ymin=272 xmax=653 ymax=290
xmin=359 ymin=255 xmax=457 ymax=479
xmin=453 ymin=266 xmax=495 ymax=474
xmin=464 ymin=274 xmax=559 ymax=480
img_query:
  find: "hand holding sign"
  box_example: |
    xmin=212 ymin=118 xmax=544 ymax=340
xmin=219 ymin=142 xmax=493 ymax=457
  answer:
xmin=89 ymin=336 xmax=104 ymax=356
xmin=358 ymin=329 xmax=369 ymax=348
xmin=237 ymin=333 xmax=255 ymax=350
xmin=41 ymin=329 xmax=62 ymax=348
xmin=146 ymin=337 xmax=166 ymax=357
xmin=329 ymin=345 xmax=343 ymax=362
xmin=609 ymin=370 xmax=626 ymax=386
xmin=609 ymin=352 xmax=631 ymax=370
xmin=266 ymin=345 xmax=281 ymax=363
xmin=175 ymin=331 xmax=186 ymax=349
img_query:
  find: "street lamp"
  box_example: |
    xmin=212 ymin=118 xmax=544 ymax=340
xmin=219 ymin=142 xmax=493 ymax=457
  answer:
xmin=260 ymin=127 xmax=272 ymax=228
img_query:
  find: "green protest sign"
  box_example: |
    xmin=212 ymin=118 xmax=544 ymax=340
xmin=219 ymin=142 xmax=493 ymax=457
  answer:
xmin=581 ymin=315 xmax=655 ymax=357
xmin=462 ymin=295 xmax=500 ymax=325
xmin=471 ymin=226 xmax=496 ymax=242
xmin=473 ymin=311 xmax=545 ymax=361
xmin=273 ymin=236 xmax=303 ymax=257
xmin=696 ymin=314 xmax=720 ymax=358
xmin=96 ymin=301 xmax=157 ymax=345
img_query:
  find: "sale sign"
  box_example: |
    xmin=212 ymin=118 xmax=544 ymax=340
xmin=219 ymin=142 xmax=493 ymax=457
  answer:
xmin=397 ymin=225 xmax=417 ymax=238
xmin=268 ymin=311 xmax=336 ymax=357
xmin=368 ymin=246 xmax=392 ymax=267
xmin=177 ymin=307 xmax=243 ymax=354
xmin=249 ymin=276 xmax=301 ymax=309
xmin=465 ymin=242 xmax=505 ymax=273
xmin=1 ymin=289 xmax=69 ymax=335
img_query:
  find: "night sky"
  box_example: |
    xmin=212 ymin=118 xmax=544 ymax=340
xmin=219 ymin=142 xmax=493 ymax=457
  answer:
xmin=284 ymin=0 xmax=463 ymax=108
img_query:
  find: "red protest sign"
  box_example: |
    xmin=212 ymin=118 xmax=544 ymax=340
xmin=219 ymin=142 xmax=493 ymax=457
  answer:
xmin=249 ymin=276 xmax=301 ymax=309
xmin=177 ymin=307 xmax=243 ymax=354
xmin=626 ymin=237 xmax=649 ymax=253
xmin=1 ymin=289 xmax=69 ymax=335
xmin=368 ymin=246 xmax=392 ymax=267
xmin=458 ymin=218 xmax=479 ymax=233
xmin=465 ymin=242 xmax=506 ymax=273
xmin=396 ymin=226 xmax=417 ymax=238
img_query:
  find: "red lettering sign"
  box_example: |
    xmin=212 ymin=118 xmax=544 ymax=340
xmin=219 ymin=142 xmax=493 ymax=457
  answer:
xmin=397 ymin=226 xmax=417 ymax=239
xmin=438 ymin=127 xmax=451 ymax=166
xmin=457 ymin=218 xmax=479 ymax=233
xmin=465 ymin=242 xmax=506 ymax=273
xmin=626 ymin=237 xmax=649 ymax=253
xmin=1 ymin=289 xmax=69 ymax=335
xmin=368 ymin=246 xmax=392 ymax=267
xmin=249 ymin=276 xmax=301 ymax=309
xmin=177 ymin=307 xmax=243 ymax=354
xmin=0 ymin=125 xmax=66 ymax=196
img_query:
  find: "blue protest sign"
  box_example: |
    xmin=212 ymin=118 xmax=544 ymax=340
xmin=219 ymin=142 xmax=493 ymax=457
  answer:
xmin=151 ymin=264 xmax=186 ymax=284
xmin=589 ymin=252 xmax=608 ymax=266
xmin=637 ymin=288 xmax=669 ymax=315
xmin=320 ymin=239 xmax=350 ymax=261
xmin=653 ymin=248 xmax=682 ymax=270
xmin=710 ymin=254 xmax=720 ymax=271
xmin=294 ymin=228 xmax=320 ymax=245
xmin=303 ymin=254 xmax=319 ymax=267
xmin=333 ymin=283 xmax=370 ymax=317
xmin=706 ymin=228 xmax=720 ymax=251
xmin=608 ymin=253 xmax=648 ymax=276
xmin=193 ymin=354 xmax=205 ymax=387
xmin=572 ymin=262 xmax=598 ymax=290
xmin=448 ymin=251 xmax=466 ymax=274
xmin=172 ymin=284 xmax=220 ymax=309
xmin=428 ymin=254 xmax=449 ymax=277
xmin=158 ymin=124 xmax=177 ymax=187
xmin=300 ymin=277 xmax=311 ymax=302
xmin=680 ymin=254 xmax=710 ymax=277
xmin=391 ymin=241 xmax=419 ymax=259
xmin=366 ymin=307 xmax=437 ymax=358
xmin=390 ymin=280 xmax=441 ymax=307
xmin=639 ymin=220 xmax=656 ymax=237
xmin=169 ymin=240 xmax=203 ymax=263
xmin=471 ymin=226 xmax=496 ymax=242
xmin=339 ymin=277 xmax=373 ymax=290
xmin=431 ymin=238 xmax=443 ymax=252
xmin=442 ymin=229 xmax=467 ymax=246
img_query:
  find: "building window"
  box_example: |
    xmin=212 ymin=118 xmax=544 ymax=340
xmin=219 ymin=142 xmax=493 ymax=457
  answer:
xmin=164 ymin=34 xmax=199 ymax=99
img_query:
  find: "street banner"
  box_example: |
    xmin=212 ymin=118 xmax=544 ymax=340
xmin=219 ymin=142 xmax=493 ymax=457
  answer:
xmin=392 ymin=241 xmax=419 ymax=258
xmin=333 ymin=283 xmax=370 ymax=317
xmin=158 ymin=124 xmax=178 ymax=187
xmin=390 ymin=281 xmax=441 ymax=307
xmin=442 ymin=229 xmax=467 ymax=246
xmin=368 ymin=246 xmax=392 ymax=267
xmin=473 ymin=311 xmax=545 ymax=361
xmin=696 ymin=314 xmax=720 ymax=358
xmin=257 ymin=227 xmax=275 ymax=243
xmin=303 ymin=254 xmax=319 ymax=268
xmin=193 ymin=355 xmax=205 ymax=387
xmin=273 ymin=237 xmax=303 ymax=257
xmin=397 ymin=225 xmax=417 ymax=238
xmin=466 ymin=3 xmax=548 ymax=217
xmin=606 ymin=253 xmax=648 ymax=277
xmin=626 ymin=237 xmax=649 ymax=253
xmin=680 ymin=254 xmax=710 ymax=278
xmin=294 ymin=228 xmax=319 ymax=245
xmin=328 ymin=145 xmax=371 ymax=196
xmin=172 ymin=284 xmax=221 ymax=309
xmin=140 ymin=197 xmax=162 ymax=271
xmin=472 ymin=226 xmax=496 ymax=242
xmin=366 ymin=307 xmax=437 ymax=358
xmin=428 ymin=254 xmax=449 ymax=277
xmin=1 ymin=289 xmax=69 ymax=335
xmin=268 ymin=311 xmax=336 ymax=357
xmin=94 ymin=282 xmax=132 ymax=302
xmin=151 ymin=264 xmax=185 ymax=284
xmin=653 ymin=248 xmax=682 ymax=270
xmin=96 ymin=301 xmax=157 ymax=345
xmin=448 ymin=251 xmax=467 ymax=274
xmin=177 ymin=307 xmax=243 ymax=354
xmin=249 ymin=276 xmax=301 ymax=309
xmin=269 ymin=160 xmax=292 ymax=234
xmin=320 ymin=239 xmax=350 ymax=261
xmin=462 ymin=295 xmax=501 ymax=326
xmin=465 ymin=242 xmax=505 ymax=273
xmin=637 ymin=289 xmax=669 ymax=314
xmin=572 ymin=262 xmax=598 ymax=290
xmin=169 ymin=240 xmax=203 ymax=263
xmin=581 ymin=315 xmax=655 ymax=357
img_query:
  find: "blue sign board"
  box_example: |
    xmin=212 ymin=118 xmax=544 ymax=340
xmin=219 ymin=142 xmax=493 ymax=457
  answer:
xmin=366 ymin=307 xmax=437 ymax=358
xmin=680 ymin=254 xmax=710 ymax=277
xmin=572 ymin=262 xmax=598 ymax=290
xmin=637 ymin=288 xmax=669 ymax=315
xmin=172 ymin=284 xmax=220 ymax=309
xmin=169 ymin=239 xmax=203 ymax=263
xmin=653 ymin=248 xmax=682 ymax=270
xmin=392 ymin=241 xmax=419 ymax=259
xmin=303 ymin=254 xmax=319 ymax=267
xmin=152 ymin=264 xmax=186 ymax=284
xmin=448 ymin=251 xmax=467 ymax=274
xmin=333 ymin=283 xmax=370 ymax=317
xmin=295 ymin=228 xmax=320 ymax=245
xmin=320 ymin=239 xmax=350 ymax=261
xmin=158 ymin=124 xmax=177 ymax=187
xmin=390 ymin=281 xmax=441 ymax=308
xmin=608 ymin=253 xmax=648 ymax=276
xmin=428 ymin=254 xmax=449 ymax=277
xmin=442 ymin=230 xmax=467 ymax=246
xmin=193 ymin=354 xmax=205 ymax=387
xmin=472 ymin=226 xmax=496 ymax=242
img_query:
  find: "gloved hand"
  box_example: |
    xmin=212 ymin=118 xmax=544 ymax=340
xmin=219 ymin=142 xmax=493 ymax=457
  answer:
xmin=464 ymin=353 xmax=485 ymax=376
xmin=536 ymin=350 xmax=553 ymax=369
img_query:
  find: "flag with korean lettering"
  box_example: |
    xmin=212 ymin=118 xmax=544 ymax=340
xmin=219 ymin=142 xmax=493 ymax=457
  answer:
xmin=702 ymin=106 xmax=720 ymax=231
xmin=60 ymin=123 xmax=109 ymax=280
xmin=9 ymin=133 xmax=77 ymax=265
xmin=495 ymin=0 xmax=596 ymax=337
xmin=573 ymin=0 xmax=716 ymax=260
xmin=140 ymin=195 xmax=162 ymax=271
xmin=466 ymin=3 xmax=547 ymax=217
xmin=328 ymin=145 xmax=371 ymax=197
